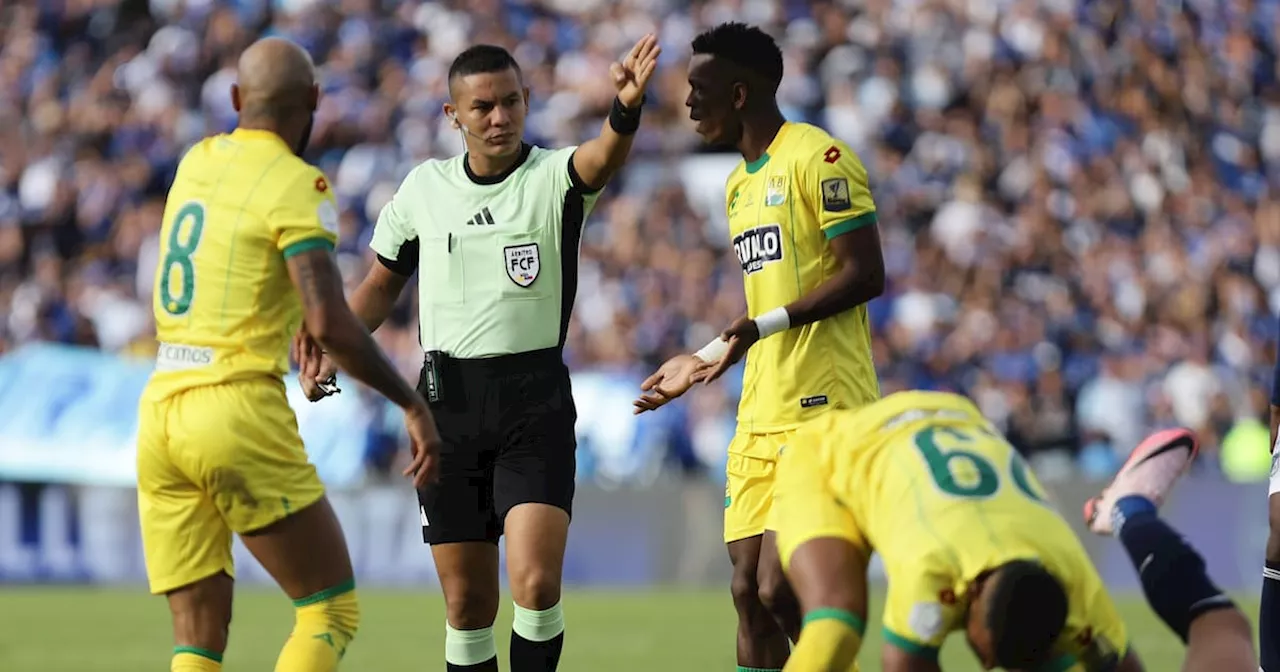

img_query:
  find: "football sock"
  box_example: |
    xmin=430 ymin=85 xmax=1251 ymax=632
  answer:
xmin=446 ymin=622 xmax=498 ymax=671
xmin=1113 ymin=495 xmax=1234 ymax=643
xmin=1262 ymin=560 xmax=1280 ymax=671
xmin=781 ymin=609 xmax=863 ymax=672
xmin=510 ymin=601 xmax=565 ymax=672
xmin=274 ymin=580 xmax=360 ymax=671
xmin=172 ymin=647 xmax=222 ymax=671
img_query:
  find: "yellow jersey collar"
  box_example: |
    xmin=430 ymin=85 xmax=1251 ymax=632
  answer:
xmin=230 ymin=127 xmax=291 ymax=151
xmin=744 ymin=122 xmax=794 ymax=174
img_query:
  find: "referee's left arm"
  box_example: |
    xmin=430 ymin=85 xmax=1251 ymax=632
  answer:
xmin=570 ymin=35 xmax=660 ymax=191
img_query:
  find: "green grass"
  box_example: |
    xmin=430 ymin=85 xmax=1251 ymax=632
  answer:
xmin=0 ymin=586 xmax=1257 ymax=670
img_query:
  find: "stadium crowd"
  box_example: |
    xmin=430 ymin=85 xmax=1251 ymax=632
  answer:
xmin=1 ymin=0 xmax=1278 ymax=480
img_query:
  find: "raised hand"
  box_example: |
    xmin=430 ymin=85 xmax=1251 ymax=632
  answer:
xmin=612 ymin=33 xmax=661 ymax=109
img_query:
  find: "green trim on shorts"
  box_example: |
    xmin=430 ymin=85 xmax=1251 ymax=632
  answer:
xmin=282 ymin=237 xmax=334 ymax=259
xmin=882 ymin=627 xmax=940 ymax=660
xmin=174 ymin=646 xmax=223 ymax=662
xmin=292 ymin=578 xmax=356 ymax=607
xmin=823 ymin=211 xmax=877 ymax=239
xmin=803 ymin=607 xmax=865 ymax=635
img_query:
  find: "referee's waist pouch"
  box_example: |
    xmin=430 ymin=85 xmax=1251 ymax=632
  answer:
xmin=417 ymin=347 xmax=565 ymax=406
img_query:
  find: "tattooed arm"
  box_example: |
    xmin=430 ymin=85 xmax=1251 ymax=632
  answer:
xmin=285 ymin=248 xmax=422 ymax=411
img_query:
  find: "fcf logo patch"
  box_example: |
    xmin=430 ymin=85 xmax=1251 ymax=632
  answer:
xmin=504 ymin=243 xmax=540 ymax=287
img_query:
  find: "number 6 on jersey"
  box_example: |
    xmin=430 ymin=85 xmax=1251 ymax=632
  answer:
xmin=160 ymin=201 xmax=206 ymax=316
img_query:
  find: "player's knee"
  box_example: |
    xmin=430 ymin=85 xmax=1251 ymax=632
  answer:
xmin=508 ymin=565 xmax=561 ymax=611
xmin=443 ymin=581 xmax=500 ymax=629
xmin=731 ymin=566 xmax=762 ymax=612
xmin=756 ymin=565 xmax=791 ymax=613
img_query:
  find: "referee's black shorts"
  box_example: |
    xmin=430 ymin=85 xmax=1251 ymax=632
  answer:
xmin=413 ymin=347 xmax=577 ymax=545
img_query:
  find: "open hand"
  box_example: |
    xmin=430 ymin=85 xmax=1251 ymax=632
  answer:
xmin=612 ymin=34 xmax=661 ymax=109
xmin=633 ymin=353 xmax=713 ymax=414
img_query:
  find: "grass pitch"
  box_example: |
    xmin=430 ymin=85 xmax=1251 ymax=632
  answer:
xmin=0 ymin=586 xmax=1255 ymax=670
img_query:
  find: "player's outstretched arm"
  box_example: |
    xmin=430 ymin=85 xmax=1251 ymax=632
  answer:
xmin=570 ymin=34 xmax=660 ymax=191
xmin=286 ymin=247 xmax=440 ymax=485
xmin=783 ymin=227 xmax=885 ymax=328
xmin=632 ymin=352 xmax=715 ymax=414
xmin=783 ymin=537 xmax=870 ymax=672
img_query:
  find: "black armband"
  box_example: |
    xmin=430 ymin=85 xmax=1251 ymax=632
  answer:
xmin=608 ymin=95 xmax=644 ymax=135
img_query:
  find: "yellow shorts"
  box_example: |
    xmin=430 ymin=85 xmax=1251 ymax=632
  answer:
xmin=136 ymin=378 xmax=325 ymax=594
xmin=724 ymin=429 xmax=800 ymax=543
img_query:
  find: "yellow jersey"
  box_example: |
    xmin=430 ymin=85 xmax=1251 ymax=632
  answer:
xmin=144 ymin=128 xmax=340 ymax=401
xmin=775 ymin=391 xmax=1127 ymax=670
xmin=725 ymin=121 xmax=880 ymax=434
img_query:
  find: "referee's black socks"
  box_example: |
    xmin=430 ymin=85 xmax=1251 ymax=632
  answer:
xmin=510 ymin=602 xmax=565 ymax=672
xmin=445 ymin=622 xmax=498 ymax=672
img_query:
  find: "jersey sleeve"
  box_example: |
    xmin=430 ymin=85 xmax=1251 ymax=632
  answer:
xmin=369 ymin=170 xmax=420 ymax=276
xmin=880 ymin=569 xmax=966 ymax=661
xmin=798 ymin=139 xmax=877 ymax=240
xmin=538 ymin=146 xmax=605 ymax=232
xmin=268 ymin=167 xmax=340 ymax=258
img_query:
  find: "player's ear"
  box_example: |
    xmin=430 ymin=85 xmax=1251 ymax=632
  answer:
xmin=442 ymin=103 xmax=459 ymax=128
xmin=522 ymin=86 xmax=531 ymax=109
xmin=731 ymin=81 xmax=748 ymax=111
xmin=230 ymin=84 xmax=242 ymax=113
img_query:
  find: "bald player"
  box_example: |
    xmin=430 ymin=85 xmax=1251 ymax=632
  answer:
xmin=136 ymin=37 xmax=441 ymax=672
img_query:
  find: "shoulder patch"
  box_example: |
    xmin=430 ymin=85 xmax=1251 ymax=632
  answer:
xmin=821 ymin=177 xmax=852 ymax=212
xmin=907 ymin=602 xmax=945 ymax=641
xmin=317 ymin=200 xmax=339 ymax=235
xmin=823 ymin=145 xmax=842 ymax=164
xmin=314 ymin=176 xmax=329 ymax=193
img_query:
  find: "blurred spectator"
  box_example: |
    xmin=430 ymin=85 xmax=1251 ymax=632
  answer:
xmin=3 ymin=0 xmax=1278 ymax=479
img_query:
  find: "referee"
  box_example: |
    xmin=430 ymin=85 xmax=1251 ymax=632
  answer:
xmin=296 ymin=37 xmax=660 ymax=672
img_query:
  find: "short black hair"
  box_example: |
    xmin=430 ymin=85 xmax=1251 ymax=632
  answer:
xmin=986 ymin=560 xmax=1069 ymax=668
xmin=691 ymin=22 xmax=784 ymax=87
xmin=448 ymin=44 xmax=522 ymax=83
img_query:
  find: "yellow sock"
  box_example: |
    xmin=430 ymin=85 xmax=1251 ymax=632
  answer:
xmin=172 ymin=647 xmax=222 ymax=671
xmin=783 ymin=608 xmax=865 ymax=672
xmin=274 ymin=580 xmax=361 ymax=672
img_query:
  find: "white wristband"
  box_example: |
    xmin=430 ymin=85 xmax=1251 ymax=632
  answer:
xmin=694 ymin=337 xmax=730 ymax=363
xmin=753 ymin=307 xmax=791 ymax=339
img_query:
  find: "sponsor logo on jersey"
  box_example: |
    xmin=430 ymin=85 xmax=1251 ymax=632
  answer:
xmin=314 ymin=176 xmax=328 ymax=193
xmin=800 ymin=395 xmax=828 ymax=408
xmin=732 ymin=224 xmax=783 ymax=275
xmin=155 ymin=342 xmax=215 ymax=370
xmin=504 ymin=243 xmax=540 ymax=287
xmin=467 ymin=207 xmax=495 ymax=226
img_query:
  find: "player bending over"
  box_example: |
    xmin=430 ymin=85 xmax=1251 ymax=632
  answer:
xmin=137 ymin=37 xmax=440 ymax=672
xmin=774 ymin=390 xmax=1142 ymax=672
xmin=1084 ymin=429 xmax=1257 ymax=672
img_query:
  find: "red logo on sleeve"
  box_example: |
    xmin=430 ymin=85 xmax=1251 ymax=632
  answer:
xmin=314 ymin=177 xmax=329 ymax=193
xmin=823 ymin=146 xmax=842 ymax=164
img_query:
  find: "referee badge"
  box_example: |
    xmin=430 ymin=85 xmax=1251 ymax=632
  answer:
xmin=504 ymin=243 xmax=541 ymax=287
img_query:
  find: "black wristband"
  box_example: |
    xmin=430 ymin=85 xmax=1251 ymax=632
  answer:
xmin=609 ymin=95 xmax=644 ymax=135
